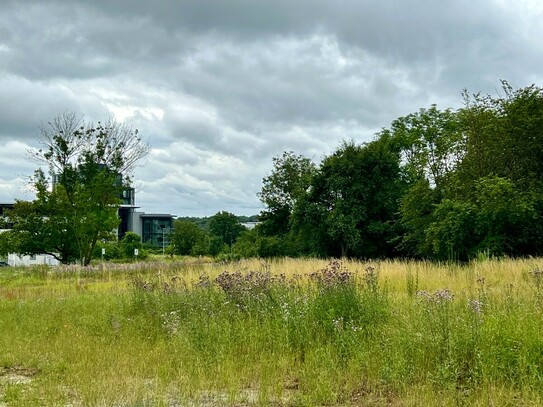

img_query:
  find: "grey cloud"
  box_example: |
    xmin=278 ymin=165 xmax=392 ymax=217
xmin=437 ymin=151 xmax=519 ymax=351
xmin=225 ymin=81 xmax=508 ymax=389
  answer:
xmin=0 ymin=141 xmax=37 ymax=203
xmin=0 ymin=75 xmax=111 ymax=142
xmin=1 ymin=2 xmax=193 ymax=81
xmin=1 ymin=0 xmax=542 ymax=216
xmin=135 ymin=142 xmax=264 ymax=216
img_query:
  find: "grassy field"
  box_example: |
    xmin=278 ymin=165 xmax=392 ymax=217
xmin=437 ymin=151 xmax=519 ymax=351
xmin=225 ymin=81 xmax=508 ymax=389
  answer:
xmin=1 ymin=257 xmax=543 ymax=406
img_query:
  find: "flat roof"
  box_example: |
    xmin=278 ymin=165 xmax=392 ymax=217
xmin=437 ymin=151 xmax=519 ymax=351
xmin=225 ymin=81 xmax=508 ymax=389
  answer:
xmin=139 ymin=213 xmax=175 ymax=218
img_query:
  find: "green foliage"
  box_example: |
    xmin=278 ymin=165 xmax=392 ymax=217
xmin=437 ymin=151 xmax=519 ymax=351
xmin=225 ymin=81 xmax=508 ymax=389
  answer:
xmin=93 ymin=232 xmax=148 ymax=261
xmin=253 ymin=82 xmax=543 ymax=261
xmin=93 ymin=240 xmax=121 ymax=261
xmin=258 ymin=151 xmax=316 ymax=236
xmin=199 ymin=234 xmax=225 ymax=256
xmin=208 ymin=211 xmax=246 ymax=247
xmin=0 ymin=231 xmax=11 ymax=257
xmin=393 ymin=82 xmax=543 ymax=260
xmin=120 ymin=232 xmax=147 ymax=259
xmin=425 ymin=199 xmax=478 ymax=261
xmin=175 ymin=216 xmax=211 ymax=231
xmin=406 ymin=176 xmax=543 ymax=260
xmin=390 ymin=104 xmax=462 ymax=186
xmin=170 ymin=219 xmax=207 ymax=255
xmin=232 ymin=228 xmax=293 ymax=258
xmin=292 ymin=138 xmax=405 ymax=258
xmin=7 ymin=197 xmax=80 ymax=263
xmin=231 ymin=228 xmax=260 ymax=258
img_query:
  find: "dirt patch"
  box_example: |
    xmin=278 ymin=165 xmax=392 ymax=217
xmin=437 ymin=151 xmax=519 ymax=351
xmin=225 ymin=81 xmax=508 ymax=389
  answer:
xmin=0 ymin=366 xmax=39 ymax=385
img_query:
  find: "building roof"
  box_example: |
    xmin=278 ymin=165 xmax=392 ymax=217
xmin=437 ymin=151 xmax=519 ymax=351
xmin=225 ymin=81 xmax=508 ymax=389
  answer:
xmin=139 ymin=213 xmax=175 ymax=218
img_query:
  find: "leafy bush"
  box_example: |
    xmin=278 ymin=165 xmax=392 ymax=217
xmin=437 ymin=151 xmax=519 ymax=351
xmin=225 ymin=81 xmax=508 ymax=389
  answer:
xmin=93 ymin=232 xmax=148 ymax=262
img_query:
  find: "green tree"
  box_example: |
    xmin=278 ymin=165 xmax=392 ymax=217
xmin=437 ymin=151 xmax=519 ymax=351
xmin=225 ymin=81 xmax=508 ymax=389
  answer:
xmin=232 ymin=227 xmax=292 ymax=258
xmin=12 ymin=112 xmax=149 ymax=265
xmin=209 ymin=211 xmax=246 ymax=248
xmin=390 ymin=104 xmax=462 ymax=187
xmin=0 ymin=232 xmax=11 ymax=258
xmin=170 ymin=219 xmax=208 ymax=255
xmin=473 ymin=177 xmax=542 ymax=256
xmin=397 ymin=82 xmax=543 ymax=260
xmin=231 ymin=228 xmax=260 ymax=258
xmin=7 ymin=194 xmax=79 ymax=264
xmin=397 ymin=179 xmax=438 ymax=258
xmin=294 ymin=137 xmax=405 ymax=258
xmin=258 ymin=151 xmax=316 ymax=236
xmin=425 ymin=199 xmax=477 ymax=261
xmin=458 ymin=81 xmax=543 ymax=191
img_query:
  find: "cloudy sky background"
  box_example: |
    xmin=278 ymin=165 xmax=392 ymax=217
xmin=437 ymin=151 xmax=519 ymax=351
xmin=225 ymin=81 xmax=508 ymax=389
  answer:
xmin=1 ymin=0 xmax=542 ymax=216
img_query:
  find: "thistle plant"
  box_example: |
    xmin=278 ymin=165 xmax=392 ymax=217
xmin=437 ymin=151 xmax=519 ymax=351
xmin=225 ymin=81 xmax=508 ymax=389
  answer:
xmin=416 ymin=288 xmax=455 ymax=365
xmin=214 ymin=270 xmax=285 ymax=314
xmin=363 ymin=265 xmax=379 ymax=293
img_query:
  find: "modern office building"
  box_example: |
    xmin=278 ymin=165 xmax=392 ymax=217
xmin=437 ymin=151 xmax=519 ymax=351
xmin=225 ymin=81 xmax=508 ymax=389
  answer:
xmin=117 ymin=186 xmax=174 ymax=246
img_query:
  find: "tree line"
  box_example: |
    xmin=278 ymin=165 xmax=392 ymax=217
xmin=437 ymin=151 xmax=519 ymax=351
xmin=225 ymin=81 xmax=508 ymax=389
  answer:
xmin=239 ymin=81 xmax=543 ymax=261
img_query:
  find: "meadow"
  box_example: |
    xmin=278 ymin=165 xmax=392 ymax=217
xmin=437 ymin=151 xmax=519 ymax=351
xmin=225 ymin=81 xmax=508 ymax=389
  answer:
xmin=1 ymin=257 xmax=543 ymax=406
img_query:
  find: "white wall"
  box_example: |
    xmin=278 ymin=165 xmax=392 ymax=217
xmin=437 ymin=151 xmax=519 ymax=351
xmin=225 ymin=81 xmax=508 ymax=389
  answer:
xmin=7 ymin=253 xmax=60 ymax=267
xmin=128 ymin=211 xmax=144 ymax=237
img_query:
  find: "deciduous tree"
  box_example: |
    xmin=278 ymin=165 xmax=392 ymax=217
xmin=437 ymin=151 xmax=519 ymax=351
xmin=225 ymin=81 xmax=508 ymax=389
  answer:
xmin=170 ymin=219 xmax=208 ymax=255
xmin=258 ymin=151 xmax=316 ymax=236
xmin=11 ymin=112 xmax=149 ymax=265
xmin=209 ymin=211 xmax=246 ymax=247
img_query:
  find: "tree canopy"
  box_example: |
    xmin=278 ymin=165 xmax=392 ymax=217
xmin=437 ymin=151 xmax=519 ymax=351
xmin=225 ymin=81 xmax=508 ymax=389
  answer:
xmin=254 ymin=81 xmax=543 ymax=261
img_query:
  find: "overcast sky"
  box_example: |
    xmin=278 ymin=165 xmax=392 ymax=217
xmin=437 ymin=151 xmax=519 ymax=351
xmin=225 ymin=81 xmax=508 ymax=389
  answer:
xmin=1 ymin=0 xmax=542 ymax=216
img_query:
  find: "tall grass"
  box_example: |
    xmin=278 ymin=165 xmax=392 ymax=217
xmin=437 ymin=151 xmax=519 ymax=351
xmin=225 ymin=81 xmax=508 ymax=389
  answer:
xmin=1 ymin=257 xmax=543 ymax=405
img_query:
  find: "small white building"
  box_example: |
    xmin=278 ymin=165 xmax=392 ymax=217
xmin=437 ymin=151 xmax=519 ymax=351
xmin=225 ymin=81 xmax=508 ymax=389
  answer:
xmin=1 ymin=226 xmax=61 ymax=267
xmin=7 ymin=253 xmax=60 ymax=267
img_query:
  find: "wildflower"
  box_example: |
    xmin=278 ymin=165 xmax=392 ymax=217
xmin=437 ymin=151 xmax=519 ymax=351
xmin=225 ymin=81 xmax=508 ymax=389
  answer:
xmin=333 ymin=317 xmax=344 ymax=331
xmin=161 ymin=310 xmax=180 ymax=335
xmin=468 ymin=299 xmax=483 ymax=314
xmin=434 ymin=288 xmax=454 ymax=302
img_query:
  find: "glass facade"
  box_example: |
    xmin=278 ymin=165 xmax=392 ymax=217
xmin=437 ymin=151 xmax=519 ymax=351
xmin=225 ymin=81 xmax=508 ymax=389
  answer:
xmin=141 ymin=216 xmax=173 ymax=247
xmin=120 ymin=188 xmax=135 ymax=206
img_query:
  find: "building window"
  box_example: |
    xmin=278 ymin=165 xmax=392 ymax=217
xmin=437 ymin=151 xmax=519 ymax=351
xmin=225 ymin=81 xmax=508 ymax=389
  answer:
xmin=141 ymin=217 xmax=173 ymax=246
